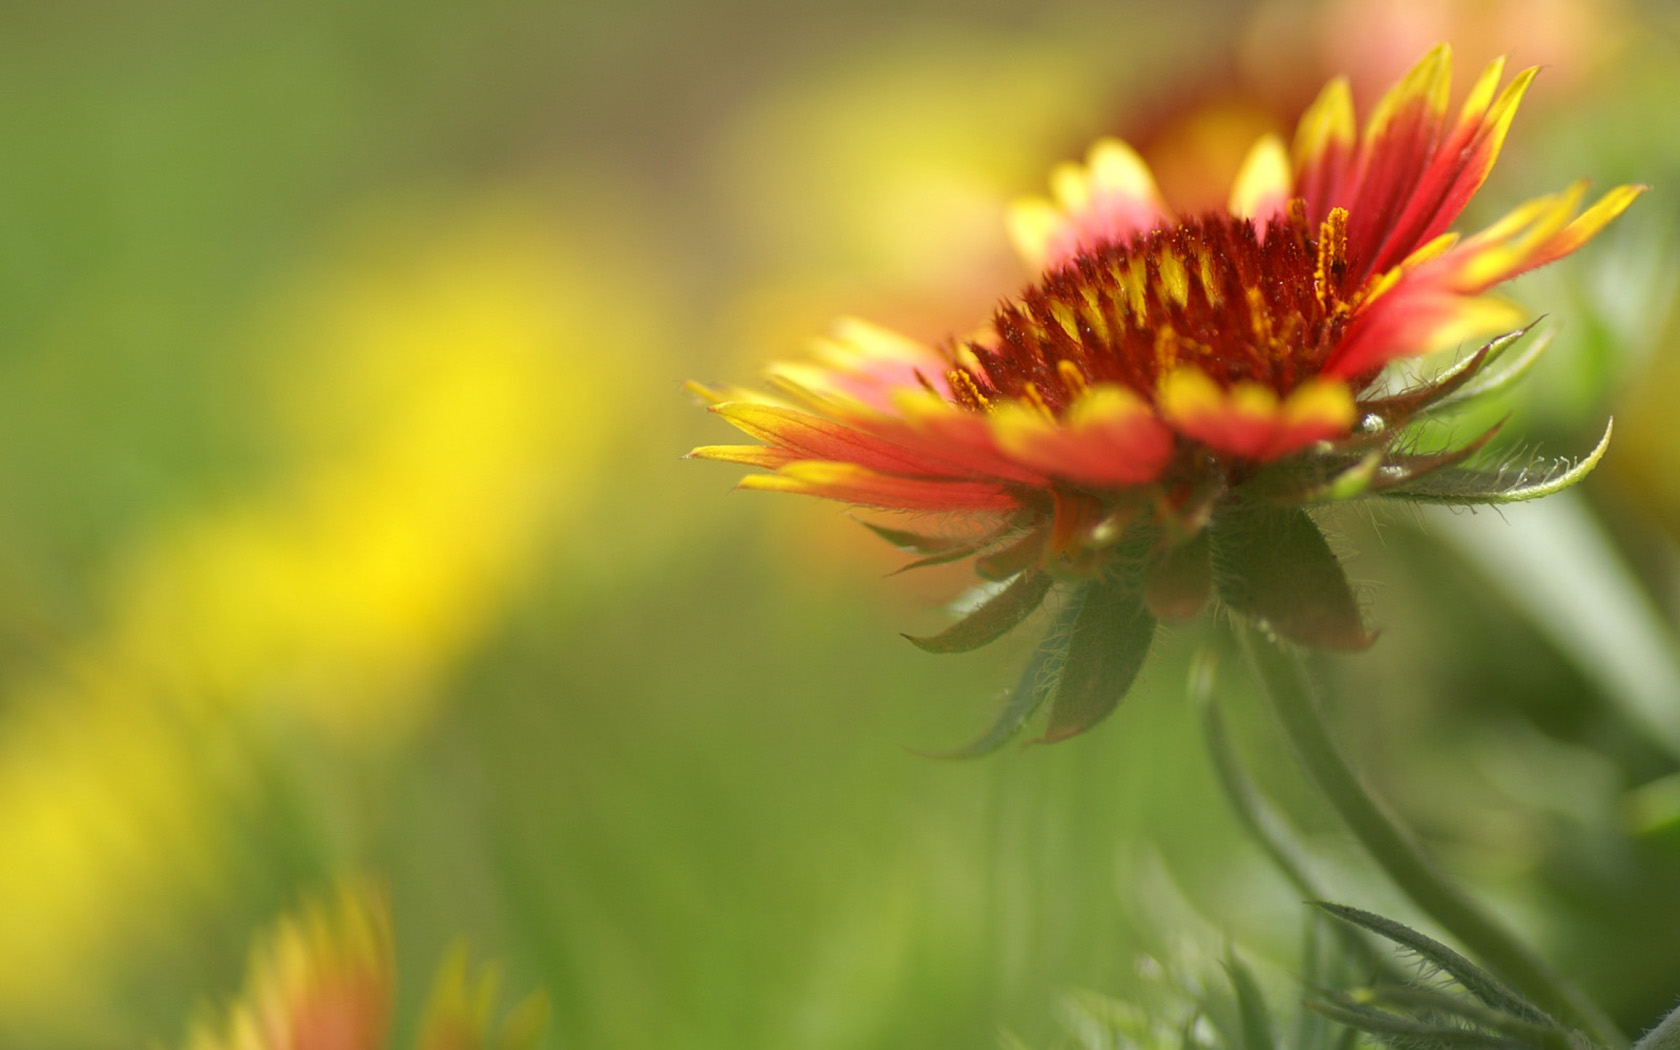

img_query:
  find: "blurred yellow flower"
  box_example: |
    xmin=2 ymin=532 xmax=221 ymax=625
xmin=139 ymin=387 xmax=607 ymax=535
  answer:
xmin=114 ymin=193 xmax=632 ymax=738
xmin=0 ymin=187 xmax=662 ymax=1031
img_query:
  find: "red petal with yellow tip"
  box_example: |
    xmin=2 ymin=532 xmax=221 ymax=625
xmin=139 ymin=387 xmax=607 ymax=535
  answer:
xmin=741 ymin=461 xmax=1020 ymax=512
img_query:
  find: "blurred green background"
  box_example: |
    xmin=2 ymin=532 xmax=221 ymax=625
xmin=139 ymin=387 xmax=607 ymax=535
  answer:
xmin=1 ymin=0 xmax=1677 ymax=1046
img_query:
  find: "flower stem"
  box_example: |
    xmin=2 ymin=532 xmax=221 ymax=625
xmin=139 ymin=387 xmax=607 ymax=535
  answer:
xmin=1634 ymin=1002 xmax=1680 ymax=1050
xmin=1238 ymin=624 xmax=1624 ymax=1049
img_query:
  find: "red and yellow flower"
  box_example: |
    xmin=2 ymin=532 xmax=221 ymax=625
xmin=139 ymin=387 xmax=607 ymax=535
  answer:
xmin=691 ymin=45 xmax=1640 ymax=751
xmin=179 ymin=883 xmax=546 ymax=1050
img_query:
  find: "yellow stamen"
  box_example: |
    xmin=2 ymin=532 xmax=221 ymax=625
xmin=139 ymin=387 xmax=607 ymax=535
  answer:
xmin=947 ymin=369 xmax=991 ymax=411
xmin=1315 ymin=207 xmax=1349 ymax=310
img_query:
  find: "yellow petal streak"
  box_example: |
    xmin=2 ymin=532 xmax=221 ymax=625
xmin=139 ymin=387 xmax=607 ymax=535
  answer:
xmin=1364 ymin=43 xmax=1452 ymax=145
xmin=1292 ymin=76 xmax=1354 ymax=171
xmin=1228 ymin=135 xmax=1293 ymax=221
xmin=1008 ymin=138 xmax=1168 ymax=270
xmin=1159 ymin=367 xmax=1354 ymax=460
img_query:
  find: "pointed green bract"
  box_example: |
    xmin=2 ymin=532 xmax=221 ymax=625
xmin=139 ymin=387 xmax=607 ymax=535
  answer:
xmin=1425 ymin=327 xmax=1553 ymax=416
xmin=1361 ymin=325 xmax=1539 ymax=425
xmin=1380 ymin=421 xmax=1612 ymax=505
xmin=1369 ymin=422 xmax=1504 ymax=494
xmin=903 ymin=569 xmax=1053 ymax=654
xmin=915 ymin=590 xmax=1084 ymax=758
xmin=1213 ymin=504 xmax=1370 ymax=650
xmin=975 ymin=528 xmax=1048 ymax=581
xmin=1040 ymin=571 xmax=1156 ymax=743
xmin=860 ymin=519 xmax=980 ymax=554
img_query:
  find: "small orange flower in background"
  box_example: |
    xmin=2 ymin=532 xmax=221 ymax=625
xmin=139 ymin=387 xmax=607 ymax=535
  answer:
xmin=690 ymin=45 xmax=1641 ymax=752
xmin=180 ymin=883 xmax=546 ymax=1050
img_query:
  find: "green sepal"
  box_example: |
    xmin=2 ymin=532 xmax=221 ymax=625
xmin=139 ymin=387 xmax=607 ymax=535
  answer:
xmin=1367 ymin=421 xmax=1505 ymax=494
xmin=1212 ymin=504 xmax=1371 ymax=650
xmin=860 ymin=519 xmax=979 ymax=555
xmin=913 ymin=588 xmax=1083 ymax=759
xmin=1241 ymin=446 xmax=1386 ymax=505
xmin=903 ymin=569 xmax=1053 ymax=654
xmin=1144 ymin=530 xmax=1213 ymax=621
xmin=1422 ymin=326 xmax=1553 ymax=417
xmin=1361 ymin=325 xmax=1539 ymax=426
xmin=975 ymin=527 xmax=1048 ymax=581
xmin=1039 ymin=569 xmax=1157 ymax=743
xmin=1378 ymin=420 xmax=1612 ymax=506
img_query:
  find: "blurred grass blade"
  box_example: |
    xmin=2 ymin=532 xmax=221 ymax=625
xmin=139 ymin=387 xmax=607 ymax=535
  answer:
xmin=1429 ymin=490 xmax=1680 ymax=760
xmin=1224 ymin=951 xmax=1277 ymax=1050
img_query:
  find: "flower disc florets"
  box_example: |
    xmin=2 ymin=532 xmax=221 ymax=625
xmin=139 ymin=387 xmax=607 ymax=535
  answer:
xmin=690 ymin=44 xmax=1641 ymax=751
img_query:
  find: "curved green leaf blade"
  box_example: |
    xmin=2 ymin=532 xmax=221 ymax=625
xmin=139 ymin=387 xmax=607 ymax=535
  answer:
xmin=1312 ymin=903 xmax=1552 ymax=1025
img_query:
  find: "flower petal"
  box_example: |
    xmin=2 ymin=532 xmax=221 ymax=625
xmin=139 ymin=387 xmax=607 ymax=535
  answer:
xmin=1008 ymin=138 xmax=1170 ymax=270
xmin=1292 ymin=75 xmax=1356 ymax=212
xmin=1229 ymin=134 xmax=1293 ymax=226
xmin=709 ymin=402 xmax=944 ymax=475
xmin=1158 ymin=367 xmax=1352 ymax=461
xmin=990 ymin=384 xmax=1174 ymax=486
xmin=740 ymin=461 xmax=1019 ymax=511
xmin=686 ymin=444 xmax=803 ymax=469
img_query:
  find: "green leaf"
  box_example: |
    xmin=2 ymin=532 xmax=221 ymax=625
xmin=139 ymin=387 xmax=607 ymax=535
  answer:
xmin=1379 ymin=421 xmax=1612 ymax=505
xmin=913 ymin=589 xmax=1082 ymax=759
xmin=1212 ymin=505 xmax=1370 ymax=650
xmin=1040 ymin=571 xmax=1157 ymax=743
xmin=1307 ymin=994 xmax=1531 ymax=1050
xmin=904 ymin=569 xmax=1054 ymax=654
xmin=1347 ymin=987 xmax=1576 ymax=1050
xmin=1312 ymin=903 xmax=1552 ymax=1026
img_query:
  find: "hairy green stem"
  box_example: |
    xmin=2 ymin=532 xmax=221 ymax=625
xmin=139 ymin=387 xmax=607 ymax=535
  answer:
xmin=1635 ymin=1002 xmax=1680 ymax=1050
xmin=1238 ymin=625 xmax=1624 ymax=1049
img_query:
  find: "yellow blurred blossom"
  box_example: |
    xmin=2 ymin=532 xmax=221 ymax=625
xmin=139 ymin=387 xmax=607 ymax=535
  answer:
xmin=113 ymin=193 xmax=633 ymax=737
xmin=0 ymin=187 xmax=658 ymax=1028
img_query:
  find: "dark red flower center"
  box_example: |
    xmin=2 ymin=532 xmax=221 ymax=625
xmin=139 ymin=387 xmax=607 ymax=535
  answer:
xmin=947 ymin=207 xmax=1355 ymax=416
